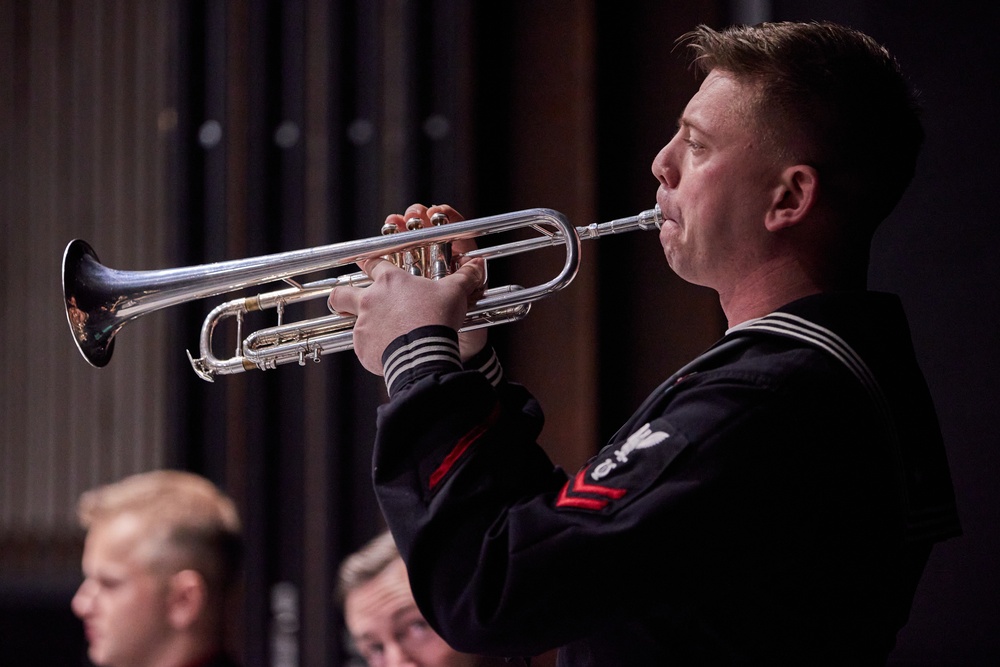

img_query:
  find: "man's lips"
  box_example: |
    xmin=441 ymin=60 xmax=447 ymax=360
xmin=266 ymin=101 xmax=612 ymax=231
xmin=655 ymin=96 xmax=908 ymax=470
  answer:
xmin=658 ymin=210 xmax=681 ymax=248
xmin=655 ymin=193 xmax=679 ymax=228
xmin=658 ymin=210 xmax=681 ymax=232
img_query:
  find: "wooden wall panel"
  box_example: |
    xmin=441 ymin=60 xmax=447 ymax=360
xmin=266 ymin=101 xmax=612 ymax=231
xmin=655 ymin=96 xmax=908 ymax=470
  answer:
xmin=0 ymin=0 xmax=174 ymax=571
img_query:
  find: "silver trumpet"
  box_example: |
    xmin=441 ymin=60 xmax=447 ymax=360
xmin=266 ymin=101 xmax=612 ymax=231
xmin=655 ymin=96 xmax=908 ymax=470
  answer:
xmin=62 ymin=206 xmax=662 ymax=381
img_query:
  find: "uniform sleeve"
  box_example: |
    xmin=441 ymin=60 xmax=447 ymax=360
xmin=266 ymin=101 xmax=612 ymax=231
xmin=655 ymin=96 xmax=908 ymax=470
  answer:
xmin=372 ymin=328 xmax=846 ymax=656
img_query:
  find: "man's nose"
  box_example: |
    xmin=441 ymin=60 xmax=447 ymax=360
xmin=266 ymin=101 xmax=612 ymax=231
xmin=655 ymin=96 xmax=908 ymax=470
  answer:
xmin=71 ymin=580 xmax=94 ymax=618
xmin=384 ymin=641 xmax=419 ymax=667
xmin=651 ymin=141 xmax=680 ymax=190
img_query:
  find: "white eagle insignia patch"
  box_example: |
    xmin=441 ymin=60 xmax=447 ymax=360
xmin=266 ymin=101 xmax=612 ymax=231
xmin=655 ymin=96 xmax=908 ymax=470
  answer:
xmin=589 ymin=422 xmax=670 ymax=481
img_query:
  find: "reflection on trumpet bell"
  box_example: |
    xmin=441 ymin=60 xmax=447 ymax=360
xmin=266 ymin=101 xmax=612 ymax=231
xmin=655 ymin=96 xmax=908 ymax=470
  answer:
xmin=62 ymin=206 xmax=662 ymax=381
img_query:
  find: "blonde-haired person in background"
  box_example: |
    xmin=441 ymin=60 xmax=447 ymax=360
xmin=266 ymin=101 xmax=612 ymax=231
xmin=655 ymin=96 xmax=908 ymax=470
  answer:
xmin=72 ymin=470 xmax=243 ymax=667
xmin=337 ymin=530 xmax=519 ymax=667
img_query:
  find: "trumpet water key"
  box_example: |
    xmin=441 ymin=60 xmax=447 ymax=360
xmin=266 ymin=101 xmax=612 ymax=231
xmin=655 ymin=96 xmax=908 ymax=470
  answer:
xmin=62 ymin=206 xmax=662 ymax=381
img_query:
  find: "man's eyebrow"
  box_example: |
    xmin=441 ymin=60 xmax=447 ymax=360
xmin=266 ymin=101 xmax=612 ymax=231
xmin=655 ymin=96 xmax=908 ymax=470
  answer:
xmin=677 ymin=116 xmax=709 ymax=136
xmin=389 ymin=605 xmax=422 ymax=624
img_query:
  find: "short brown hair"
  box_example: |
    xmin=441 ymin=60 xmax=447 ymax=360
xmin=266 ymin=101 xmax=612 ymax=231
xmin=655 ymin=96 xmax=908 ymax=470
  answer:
xmin=679 ymin=22 xmax=923 ymax=231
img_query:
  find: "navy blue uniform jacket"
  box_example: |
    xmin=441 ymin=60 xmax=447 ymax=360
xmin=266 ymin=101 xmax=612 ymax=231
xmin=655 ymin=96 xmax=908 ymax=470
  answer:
xmin=372 ymin=292 xmax=960 ymax=666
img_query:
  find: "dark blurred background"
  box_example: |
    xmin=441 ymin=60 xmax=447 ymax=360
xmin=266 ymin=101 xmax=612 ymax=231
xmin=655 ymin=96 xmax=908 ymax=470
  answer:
xmin=1 ymin=1 xmax=996 ymax=665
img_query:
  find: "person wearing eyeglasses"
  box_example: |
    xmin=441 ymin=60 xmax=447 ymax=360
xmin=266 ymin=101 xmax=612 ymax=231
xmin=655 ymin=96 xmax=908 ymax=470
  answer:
xmin=337 ymin=530 xmax=515 ymax=667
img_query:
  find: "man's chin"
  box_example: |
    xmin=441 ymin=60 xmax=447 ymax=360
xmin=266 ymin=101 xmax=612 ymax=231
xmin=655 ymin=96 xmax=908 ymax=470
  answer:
xmin=663 ymin=256 xmax=707 ymax=289
xmin=662 ymin=250 xmax=685 ymax=277
xmin=87 ymin=643 xmax=111 ymax=666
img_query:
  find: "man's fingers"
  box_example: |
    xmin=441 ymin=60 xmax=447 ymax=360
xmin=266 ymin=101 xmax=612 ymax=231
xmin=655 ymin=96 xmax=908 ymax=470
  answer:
xmin=329 ymin=257 xmax=396 ymax=313
xmin=399 ymin=204 xmax=429 ymax=231
xmin=382 ymin=204 xmax=428 ymax=234
xmin=427 ymin=204 xmax=464 ymax=224
xmin=404 ymin=203 xmax=429 ymax=220
xmin=358 ymin=256 xmax=396 ymax=279
xmin=327 ymin=284 xmax=361 ymax=315
xmin=428 ymin=204 xmax=476 ymax=255
xmin=451 ymin=257 xmax=487 ymax=296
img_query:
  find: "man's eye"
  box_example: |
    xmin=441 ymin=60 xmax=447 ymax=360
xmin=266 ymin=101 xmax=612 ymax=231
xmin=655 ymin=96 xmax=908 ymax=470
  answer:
xmin=685 ymin=139 xmax=704 ymax=152
xmin=357 ymin=641 xmax=384 ymax=660
xmin=403 ymin=618 xmax=432 ymax=640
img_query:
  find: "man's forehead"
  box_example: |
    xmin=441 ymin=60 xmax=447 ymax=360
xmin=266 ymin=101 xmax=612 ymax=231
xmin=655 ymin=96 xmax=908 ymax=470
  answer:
xmin=345 ymin=559 xmax=420 ymax=628
xmin=83 ymin=513 xmax=158 ymax=570
xmin=680 ymin=70 xmax=754 ymax=135
xmin=90 ymin=512 xmax=150 ymax=543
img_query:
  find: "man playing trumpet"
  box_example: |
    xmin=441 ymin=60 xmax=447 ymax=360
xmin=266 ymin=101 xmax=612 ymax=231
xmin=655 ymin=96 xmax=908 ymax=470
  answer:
xmin=329 ymin=21 xmax=960 ymax=666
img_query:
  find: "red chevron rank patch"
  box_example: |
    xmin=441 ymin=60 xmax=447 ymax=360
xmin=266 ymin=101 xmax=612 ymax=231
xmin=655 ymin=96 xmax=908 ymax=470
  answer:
xmin=554 ymin=421 xmax=684 ymax=512
xmin=555 ymin=468 xmax=627 ymax=510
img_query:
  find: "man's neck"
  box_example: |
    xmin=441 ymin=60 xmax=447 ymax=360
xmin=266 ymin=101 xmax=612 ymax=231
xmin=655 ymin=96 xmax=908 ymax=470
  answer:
xmin=718 ymin=257 xmax=865 ymax=328
xmin=139 ymin=636 xmax=222 ymax=667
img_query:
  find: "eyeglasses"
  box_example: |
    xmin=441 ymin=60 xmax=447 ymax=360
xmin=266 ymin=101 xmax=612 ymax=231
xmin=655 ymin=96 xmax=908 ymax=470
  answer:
xmin=353 ymin=614 xmax=441 ymax=667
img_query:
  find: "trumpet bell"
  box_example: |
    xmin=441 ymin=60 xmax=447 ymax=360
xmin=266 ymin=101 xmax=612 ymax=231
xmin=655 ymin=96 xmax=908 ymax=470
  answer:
xmin=63 ymin=239 xmax=118 ymax=368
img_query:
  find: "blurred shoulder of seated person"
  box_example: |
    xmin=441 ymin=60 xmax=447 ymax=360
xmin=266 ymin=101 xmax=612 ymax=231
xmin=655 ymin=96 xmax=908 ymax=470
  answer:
xmin=337 ymin=530 xmax=516 ymax=667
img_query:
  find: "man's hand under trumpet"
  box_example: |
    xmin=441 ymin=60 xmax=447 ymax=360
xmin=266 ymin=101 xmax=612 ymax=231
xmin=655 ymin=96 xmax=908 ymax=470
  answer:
xmin=327 ymin=204 xmax=488 ymax=376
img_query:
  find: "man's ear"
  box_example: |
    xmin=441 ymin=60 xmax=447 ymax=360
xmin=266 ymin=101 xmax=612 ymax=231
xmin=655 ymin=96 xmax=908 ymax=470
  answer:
xmin=765 ymin=164 xmax=819 ymax=232
xmin=166 ymin=569 xmax=207 ymax=630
